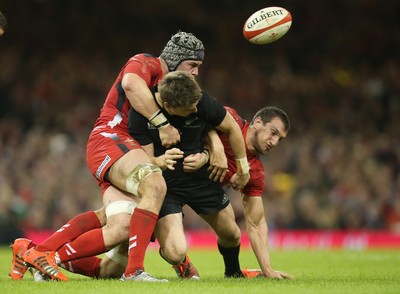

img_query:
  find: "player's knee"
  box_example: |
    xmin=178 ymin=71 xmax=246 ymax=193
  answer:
xmin=218 ymin=225 xmax=241 ymax=247
xmin=139 ymin=171 xmax=166 ymax=199
xmin=125 ymin=163 xmax=165 ymax=197
xmin=105 ymin=215 xmax=131 ymax=243
xmin=114 ymin=221 xmax=130 ymax=241
xmin=161 ymin=244 xmax=187 ymax=265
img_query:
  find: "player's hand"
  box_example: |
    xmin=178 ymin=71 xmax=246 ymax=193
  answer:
xmin=229 ymin=172 xmax=250 ymax=191
xmin=183 ymin=152 xmax=206 ymax=172
xmin=159 ymin=125 xmax=180 ymax=148
xmin=208 ymin=149 xmax=228 ymax=183
xmin=264 ymin=269 xmax=294 ymax=280
xmin=162 ymin=148 xmax=184 ymax=170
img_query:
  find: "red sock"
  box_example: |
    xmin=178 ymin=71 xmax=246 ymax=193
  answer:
xmin=57 ymin=228 xmax=107 ymax=263
xmin=124 ymin=208 xmax=158 ymax=276
xmin=36 ymin=211 xmax=102 ymax=252
xmin=61 ymin=256 xmax=102 ymax=278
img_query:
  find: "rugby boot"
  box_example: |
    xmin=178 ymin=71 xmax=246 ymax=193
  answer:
xmin=172 ymin=255 xmax=200 ymax=280
xmin=120 ymin=269 xmax=168 ymax=282
xmin=9 ymin=238 xmax=32 ymax=280
xmin=242 ymin=267 xmax=263 ymax=278
xmin=23 ymin=248 xmax=68 ymax=281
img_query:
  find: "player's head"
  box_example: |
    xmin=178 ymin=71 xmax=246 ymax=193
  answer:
xmin=249 ymin=106 xmax=290 ymax=155
xmin=0 ymin=10 xmax=7 ymax=37
xmin=158 ymin=71 xmax=202 ymax=117
xmin=160 ymin=31 xmax=205 ymax=74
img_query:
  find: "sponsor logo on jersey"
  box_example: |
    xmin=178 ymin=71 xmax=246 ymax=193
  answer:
xmin=221 ymin=194 xmax=229 ymax=205
xmin=184 ymin=117 xmax=198 ymax=126
xmin=96 ymin=155 xmax=111 ymax=179
xmin=147 ymin=122 xmax=156 ymax=130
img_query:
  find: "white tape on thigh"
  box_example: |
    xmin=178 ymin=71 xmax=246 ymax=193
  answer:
xmin=105 ymin=244 xmax=128 ymax=267
xmin=125 ymin=163 xmax=162 ymax=195
xmin=105 ymin=200 xmax=137 ymax=218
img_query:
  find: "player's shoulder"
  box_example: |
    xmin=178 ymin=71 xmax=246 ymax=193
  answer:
xmin=130 ymin=53 xmax=157 ymax=60
xmin=224 ymin=106 xmax=246 ymax=127
xmin=128 ymin=53 xmax=159 ymax=66
xmin=198 ymin=91 xmax=223 ymax=108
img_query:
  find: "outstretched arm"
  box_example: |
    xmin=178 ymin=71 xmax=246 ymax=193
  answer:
xmin=242 ymin=194 xmax=293 ymax=279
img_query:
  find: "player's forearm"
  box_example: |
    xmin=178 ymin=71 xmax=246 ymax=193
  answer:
xmin=247 ymin=222 xmax=273 ymax=275
xmin=123 ymin=73 xmax=162 ymax=120
xmin=228 ymin=129 xmax=249 ymax=174
xmin=229 ymin=132 xmax=246 ymax=158
xmin=205 ymin=128 xmax=224 ymax=154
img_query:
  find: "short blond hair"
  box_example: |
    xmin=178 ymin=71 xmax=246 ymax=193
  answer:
xmin=158 ymin=71 xmax=202 ymax=107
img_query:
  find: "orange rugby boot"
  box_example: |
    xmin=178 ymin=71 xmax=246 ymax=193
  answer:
xmin=9 ymin=238 xmax=32 ymax=280
xmin=242 ymin=267 xmax=263 ymax=278
xmin=172 ymin=255 xmax=200 ymax=280
xmin=23 ymin=248 xmax=68 ymax=281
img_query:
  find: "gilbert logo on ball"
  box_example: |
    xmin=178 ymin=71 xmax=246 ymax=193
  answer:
xmin=243 ymin=7 xmax=292 ymax=44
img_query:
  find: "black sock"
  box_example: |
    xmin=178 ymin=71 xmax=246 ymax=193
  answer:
xmin=218 ymin=243 xmax=244 ymax=277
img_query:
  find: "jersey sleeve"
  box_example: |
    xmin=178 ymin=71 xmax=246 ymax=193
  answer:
xmin=122 ymin=54 xmax=162 ymax=86
xmin=198 ymin=91 xmax=227 ymax=126
xmin=224 ymin=106 xmax=245 ymax=128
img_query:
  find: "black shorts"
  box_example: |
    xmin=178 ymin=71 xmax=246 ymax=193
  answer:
xmin=158 ymin=168 xmax=230 ymax=219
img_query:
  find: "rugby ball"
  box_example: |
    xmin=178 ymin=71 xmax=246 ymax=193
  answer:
xmin=243 ymin=7 xmax=292 ymax=45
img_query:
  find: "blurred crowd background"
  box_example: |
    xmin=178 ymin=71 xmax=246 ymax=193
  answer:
xmin=1 ymin=0 xmax=399 ymax=244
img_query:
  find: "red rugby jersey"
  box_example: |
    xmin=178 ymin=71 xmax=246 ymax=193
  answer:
xmin=219 ymin=107 xmax=265 ymax=197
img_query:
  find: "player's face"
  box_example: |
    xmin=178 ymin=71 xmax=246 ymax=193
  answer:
xmin=176 ymin=60 xmax=202 ymax=77
xmin=253 ymin=117 xmax=287 ymax=155
xmin=164 ymin=102 xmax=199 ymax=117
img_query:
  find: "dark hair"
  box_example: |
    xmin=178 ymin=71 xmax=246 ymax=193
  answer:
xmin=251 ymin=106 xmax=291 ymax=132
xmin=158 ymin=71 xmax=202 ymax=107
xmin=0 ymin=10 xmax=7 ymax=31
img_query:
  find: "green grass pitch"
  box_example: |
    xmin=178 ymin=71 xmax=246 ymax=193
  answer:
xmin=1 ymin=246 xmax=399 ymax=294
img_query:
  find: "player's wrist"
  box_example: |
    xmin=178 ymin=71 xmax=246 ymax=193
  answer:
xmin=235 ymin=157 xmax=250 ymax=175
xmin=149 ymin=110 xmax=170 ymax=129
xmin=202 ymin=149 xmax=210 ymax=165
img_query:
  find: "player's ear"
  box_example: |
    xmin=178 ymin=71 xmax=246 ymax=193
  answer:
xmin=253 ymin=117 xmax=263 ymax=129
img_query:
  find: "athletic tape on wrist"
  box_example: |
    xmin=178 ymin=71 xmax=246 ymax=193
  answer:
xmin=236 ymin=157 xmax=250 ymax=175
xmin=149 ymin=111 xmax=169 ymax=129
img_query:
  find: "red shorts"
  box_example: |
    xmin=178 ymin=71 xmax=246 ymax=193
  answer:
xmin=86 ymin=125 xmax=142 ymax=193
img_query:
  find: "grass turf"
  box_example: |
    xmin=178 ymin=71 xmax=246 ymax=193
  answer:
xmin=1 ymin=245 xmax=399 ymax=294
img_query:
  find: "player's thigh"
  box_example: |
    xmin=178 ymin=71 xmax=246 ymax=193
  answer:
xmin=108 ymin=149 xmax=166 ymax=208
xmin=107 ymin=148 xmax=152 ymax=189
xmin=103 ymin=185 xmax=140 ymax=207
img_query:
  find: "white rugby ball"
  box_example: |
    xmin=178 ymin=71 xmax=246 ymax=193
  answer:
xmin=243 ymin=7 xmax=292 ymax=45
